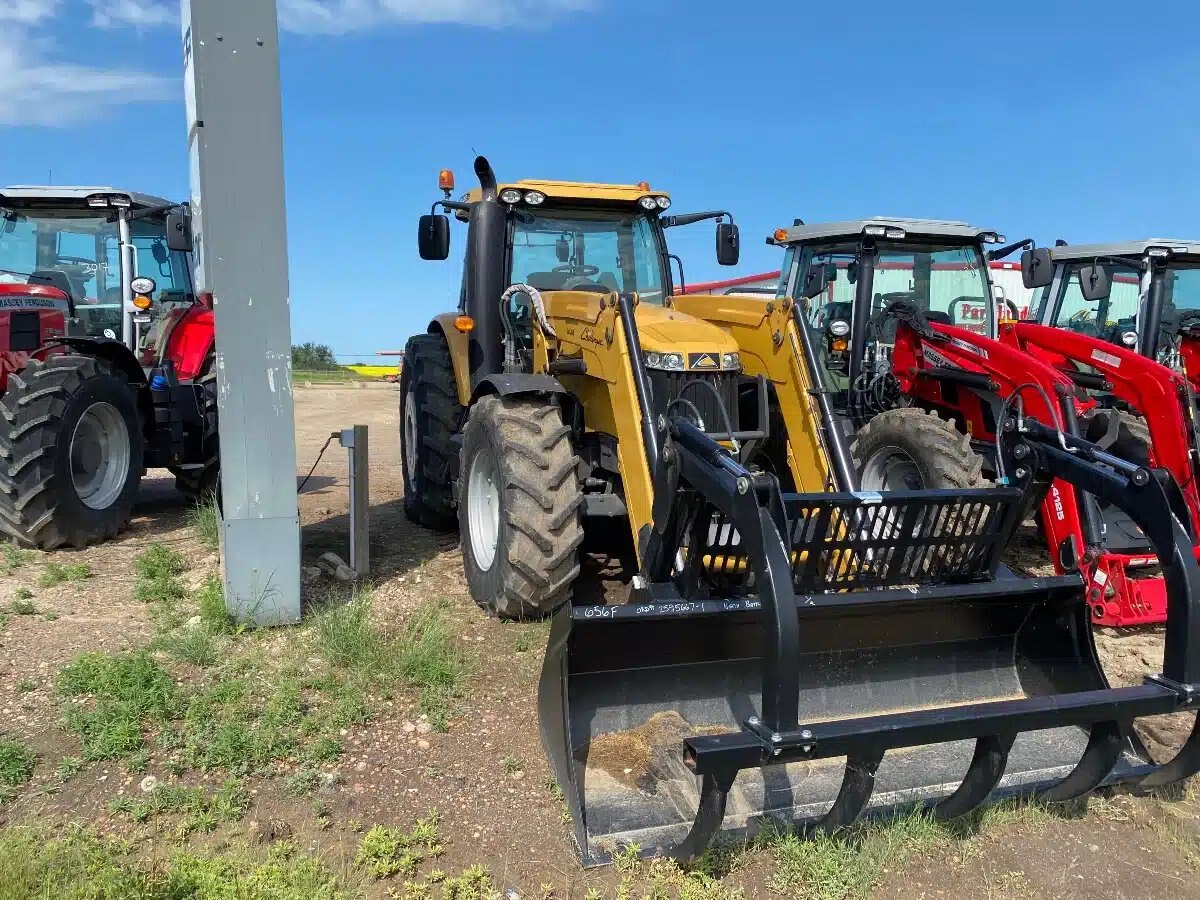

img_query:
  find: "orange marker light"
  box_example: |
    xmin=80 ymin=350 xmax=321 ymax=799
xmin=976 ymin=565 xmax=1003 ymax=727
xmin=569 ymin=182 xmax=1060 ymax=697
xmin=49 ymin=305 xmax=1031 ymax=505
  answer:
xmin=439 ymin=169 xmax=456 ymax=192
xmin=832 ymin=339 xmax=848 ymax=353
xmin=133 ymin=295 xmax=153 ymax=310
xmin=773 ymin=228 xmax=790 ymax=243
xmin=454 ymin=315 xmax=475 ymax=333
xmin=636 ymin=181 xmax=650 ymax=191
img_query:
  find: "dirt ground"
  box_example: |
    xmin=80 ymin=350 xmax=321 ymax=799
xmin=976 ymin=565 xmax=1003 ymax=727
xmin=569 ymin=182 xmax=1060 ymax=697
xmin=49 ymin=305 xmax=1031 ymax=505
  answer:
xmin=1 ymin=381 xmax=1199 ymax=899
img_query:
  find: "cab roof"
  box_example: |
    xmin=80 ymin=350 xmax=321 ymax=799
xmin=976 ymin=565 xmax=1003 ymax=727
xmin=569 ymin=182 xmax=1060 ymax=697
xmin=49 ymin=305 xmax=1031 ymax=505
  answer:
xmin=773 ymin=217 xmax=1002 ymax=245
xmin=1050 ymin=239 xmax=1200 ymax=263
xmin=464 ymin=179 xmax=670 ymax=205
xmin=0 ymin=185 xmax=176 ymax=210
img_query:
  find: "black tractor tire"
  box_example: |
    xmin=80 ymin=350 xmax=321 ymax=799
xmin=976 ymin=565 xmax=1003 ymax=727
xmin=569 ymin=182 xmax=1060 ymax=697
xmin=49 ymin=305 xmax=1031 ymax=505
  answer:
xmin=852 ymin=407 xmax=987 ymax=491
xmin=171 ymin=354 xmax=220 ymax=498
xmin=0 ymin=355 xmax=144 ymax=549
xmin=458 ymin=395 xmax=583 ymax=620
xmin=400 ymin=333 xmax=465 ymax=530
xmin=1084 ymin=408 xmax=1150 ymax=466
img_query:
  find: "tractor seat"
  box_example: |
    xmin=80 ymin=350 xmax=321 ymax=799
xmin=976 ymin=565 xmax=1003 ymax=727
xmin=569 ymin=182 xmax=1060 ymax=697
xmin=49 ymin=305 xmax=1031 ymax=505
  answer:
xmin=29 ymin=270 xmax=80 ymax=304
xmin=526 ymin=272 xmax=571 ymax=291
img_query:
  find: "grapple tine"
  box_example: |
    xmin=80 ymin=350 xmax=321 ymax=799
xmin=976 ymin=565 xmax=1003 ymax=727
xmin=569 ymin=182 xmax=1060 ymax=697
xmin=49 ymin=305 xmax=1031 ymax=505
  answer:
xmin=1141 ymin=712 xmax=1200 ymax=787
xmin=671 ymin=770 xmax=737 ymax=866
xmin=1037 ymin=720 xmax=1124 ymax=803
xmin=811 ymin=750 xmax=884 ymax=835
xmin=932 ymin=733 xmax=1015 ymax=821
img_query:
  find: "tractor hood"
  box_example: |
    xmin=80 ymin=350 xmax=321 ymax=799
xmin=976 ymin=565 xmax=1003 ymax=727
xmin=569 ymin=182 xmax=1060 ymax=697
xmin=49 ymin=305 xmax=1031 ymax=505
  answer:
xmin=634 ymin=303 xmax=740 ymax=370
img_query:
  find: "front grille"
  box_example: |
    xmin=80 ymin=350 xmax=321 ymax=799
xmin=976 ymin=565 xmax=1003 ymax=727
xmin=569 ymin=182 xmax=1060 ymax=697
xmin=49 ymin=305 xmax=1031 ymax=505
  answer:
xmin=648 ymin=370 xmax=741 ymax=435
xmin=9 ymin=311 xmax=40 ymax=352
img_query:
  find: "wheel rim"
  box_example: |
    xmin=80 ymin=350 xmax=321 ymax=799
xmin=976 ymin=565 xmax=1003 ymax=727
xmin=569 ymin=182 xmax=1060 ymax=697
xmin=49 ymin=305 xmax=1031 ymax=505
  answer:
xmin=71 ymin=401 xmax=131 ymax=510
xmin=467 ymin=448 xmax=501 ymax=571
xmin=859 ymin=445 xmax=925 ymax=492
xmin=403 ymin=388 xmax=419 ymax=485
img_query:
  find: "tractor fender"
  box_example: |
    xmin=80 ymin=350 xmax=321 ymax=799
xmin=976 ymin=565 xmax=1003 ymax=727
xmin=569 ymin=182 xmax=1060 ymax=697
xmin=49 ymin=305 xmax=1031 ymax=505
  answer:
xmin=51 ymin=337 xmax=147 ymax=387
xmin=430 ymin=314 xmax=472 ymax=405
xmin=470 ymin=374 xmax=566 ymax=403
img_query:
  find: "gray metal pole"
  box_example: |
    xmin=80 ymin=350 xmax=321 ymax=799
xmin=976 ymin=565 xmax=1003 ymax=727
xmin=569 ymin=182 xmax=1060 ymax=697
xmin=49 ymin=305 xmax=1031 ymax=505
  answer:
xmin=181 ymin=0 xmax=300 ymax=625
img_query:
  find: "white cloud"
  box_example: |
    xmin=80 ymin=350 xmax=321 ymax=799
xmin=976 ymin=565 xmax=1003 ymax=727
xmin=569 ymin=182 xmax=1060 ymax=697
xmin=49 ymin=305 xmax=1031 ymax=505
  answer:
xmin=0 ymin=32 xmax=175 ymax=126
xmin=0 ymin=0 xmax=60 ymax=23
xmin=87 ymin=0 xmax=175 ymax=29
xmin=278 ymin=0 xmax=595 ymax=34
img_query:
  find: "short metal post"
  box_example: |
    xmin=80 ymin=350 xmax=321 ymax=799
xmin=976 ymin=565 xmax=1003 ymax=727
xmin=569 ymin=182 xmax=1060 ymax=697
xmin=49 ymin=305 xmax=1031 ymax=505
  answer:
xmin=340 ymin=425 xmax=369 ymax=576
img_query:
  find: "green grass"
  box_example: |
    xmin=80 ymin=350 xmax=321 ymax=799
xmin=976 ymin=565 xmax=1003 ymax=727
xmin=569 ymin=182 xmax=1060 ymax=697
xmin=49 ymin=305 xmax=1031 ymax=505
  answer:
xmin=354 ymin=815 xmax=443 ymax=879
xmin=0 ymin=543 xmax=32 ymax=575
xmin=189 ymin=494 xmax=222 ymax=552
xmin=136 ymin=544 xmax=187 ymax=580
xmin=501 ymin=755 xmax=522 ymax=775
xmin=0 ymin=826 xmax=352 ymax=900
xmin=9 ymin=594 xmax=36 ymax=616
xmin=0 ymin=739 xmax=36 ymax=792
xmin=107 ymin=777 xmax=249 ymax=835
xmin=56 ymin=651 xmax=179 ymax=760
xmin=158 ymin=626 xmax=218 ymax=667
xmin=314 ymin=593 xmax=466 ymax=730
xmin=196 ymin=575 xmax=235 ymax=634
xmin=38 ymin=562 xmax=90 ymax=588
xmin=15 ymin=677 xmax=35 ymax=694
xmin=54 ymin=756 xmax=84 ymax=781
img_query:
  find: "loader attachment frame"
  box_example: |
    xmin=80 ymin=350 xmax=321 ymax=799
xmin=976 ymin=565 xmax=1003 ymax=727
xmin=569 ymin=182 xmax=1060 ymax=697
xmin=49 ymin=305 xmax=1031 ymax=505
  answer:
xmin=540 ymin=415 xmax=1200 ymax=865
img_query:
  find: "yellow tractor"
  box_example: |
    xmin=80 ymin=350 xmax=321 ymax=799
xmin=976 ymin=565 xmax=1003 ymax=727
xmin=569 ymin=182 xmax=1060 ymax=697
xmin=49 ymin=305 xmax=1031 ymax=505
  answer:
xmin=400 ymin=157 xmax=787 ymax=619
xmin=401 ymin=162 xmax=1200 ymax=865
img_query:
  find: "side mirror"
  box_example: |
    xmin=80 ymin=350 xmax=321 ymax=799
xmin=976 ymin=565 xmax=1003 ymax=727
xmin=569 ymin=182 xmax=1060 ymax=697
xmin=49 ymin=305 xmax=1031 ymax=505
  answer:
xmin=555 ymin=238 xmax=570 ymax=263
xmin=802 ymin=262 xmax=837 ymax=299
xmin=151 ymin=242 xmax=169 ymax=265
xmin=1020 ymin=247 xmax=1053 ymax=289
xmin=1078 ymin=263 xmax=1112 ymax=302
xmin=716 ymin=222 xmax=740 ymax=266
xmin=165 ymin=208 xmax=194 ymax=253
xmin=418 ymin=214 xmax=450 ymax=261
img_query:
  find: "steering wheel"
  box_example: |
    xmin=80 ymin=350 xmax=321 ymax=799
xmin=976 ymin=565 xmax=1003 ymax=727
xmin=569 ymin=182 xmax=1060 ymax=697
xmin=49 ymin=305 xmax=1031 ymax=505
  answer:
xmin=553 ymin=263 xmax=600 ymax=277
xmin=1071 ymin=320 xmax=1101 ymax=338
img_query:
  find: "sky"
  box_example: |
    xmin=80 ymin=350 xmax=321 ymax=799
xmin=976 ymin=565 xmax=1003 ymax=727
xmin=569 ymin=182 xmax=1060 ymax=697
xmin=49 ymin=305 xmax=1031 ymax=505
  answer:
xmin=2 ymin=0 xmax=1199 ymax=361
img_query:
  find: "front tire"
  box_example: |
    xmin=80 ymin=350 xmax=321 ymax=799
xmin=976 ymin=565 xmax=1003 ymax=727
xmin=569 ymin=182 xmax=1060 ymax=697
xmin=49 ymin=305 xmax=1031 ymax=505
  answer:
xmin=0 ymin=355 xmax=144 ymax=549
xmin=459 ymin=396 xmax=583 ymax=620
xmin=852 ymin=407 xmax=987 ymax=491
xmin=401 ymin=333 xmax=464 ymax=530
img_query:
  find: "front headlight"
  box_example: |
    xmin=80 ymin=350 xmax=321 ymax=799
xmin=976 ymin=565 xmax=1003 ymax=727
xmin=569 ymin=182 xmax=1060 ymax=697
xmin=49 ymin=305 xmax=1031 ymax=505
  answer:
xmin=655 ymin=196 xmax=671 ymax=209
xmin=1121 ymin=331 xmax=1138 ymax=347
xmin=499 ymin=188 xmax=523 ymax=204
xmin=721 ymin=352 xmax=741 ymax=371
xmin=639 ymin=196 xmax=658 ymax=211
xmin=131 ymin=276 xmax=157 ymax=296
xmin=523 ymin=191 xmax=546 ymax=205
xmin=645 ymin=352 xmax=684 ymax=371
xmin=829 ymin=320 xmax=850 ymax=337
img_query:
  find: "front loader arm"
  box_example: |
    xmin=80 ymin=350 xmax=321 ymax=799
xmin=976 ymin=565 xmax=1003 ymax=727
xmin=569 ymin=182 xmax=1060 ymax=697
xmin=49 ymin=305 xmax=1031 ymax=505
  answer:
xmin=671 ymin=293 xmax=833 ymax=493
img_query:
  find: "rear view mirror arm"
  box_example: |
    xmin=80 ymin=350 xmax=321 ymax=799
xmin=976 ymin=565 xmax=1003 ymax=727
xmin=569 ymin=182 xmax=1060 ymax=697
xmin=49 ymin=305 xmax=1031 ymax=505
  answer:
xmin=662 ymin=210 xmax=731 ymax=229
xmin=432 ymin=200 xmax=470 ymax=215
xmin=988 ymin=237 xmax=1034 ymax=261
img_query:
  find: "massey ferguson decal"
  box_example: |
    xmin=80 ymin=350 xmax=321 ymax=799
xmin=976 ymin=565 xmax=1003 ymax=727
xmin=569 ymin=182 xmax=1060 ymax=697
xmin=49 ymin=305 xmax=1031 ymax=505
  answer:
xmin=0 ymin=297 xmax=62 ymax=310
xmin=948 ymin=335 xmax=988 ymax=358
xmin=1091 ymin=348 xmax=1122 ymax=368
xmin=921 ymin=343 xmax=955 ymax=369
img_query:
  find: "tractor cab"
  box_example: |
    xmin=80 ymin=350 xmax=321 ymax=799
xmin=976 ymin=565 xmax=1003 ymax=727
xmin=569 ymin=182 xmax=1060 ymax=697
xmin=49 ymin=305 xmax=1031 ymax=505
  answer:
xmin=1026 ymin=240 xmax=1200 ymax=377
xmin=773 ymin=218 xmax=1009 ymax=407
xmin=0 ymin=186 xmax=195 ymax=355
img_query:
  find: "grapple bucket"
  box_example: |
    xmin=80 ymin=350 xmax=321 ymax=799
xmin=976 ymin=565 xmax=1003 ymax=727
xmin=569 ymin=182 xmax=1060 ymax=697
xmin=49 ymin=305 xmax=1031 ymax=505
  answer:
xmin=539 ymin=420 xmax=1200 ymax=865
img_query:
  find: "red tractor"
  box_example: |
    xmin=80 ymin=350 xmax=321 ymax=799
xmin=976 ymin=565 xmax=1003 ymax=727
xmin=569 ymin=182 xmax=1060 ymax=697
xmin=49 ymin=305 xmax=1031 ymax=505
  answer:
xmin=0 ymin=186 xmax=216 ymax=549
xmin=773 ymin=219 xmax=1200 ymax=627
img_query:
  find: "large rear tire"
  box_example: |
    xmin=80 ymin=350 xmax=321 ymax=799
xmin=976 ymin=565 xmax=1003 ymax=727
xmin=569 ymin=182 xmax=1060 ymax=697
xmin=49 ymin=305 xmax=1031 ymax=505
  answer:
xmin=400 ymin=333 xmax=464 ymax=530
xmin=1084 ymin=408 xmax=1150 ymax=466
xmin=459 ymin=395 xmax=583 ymax=620
xmin=172 ymin=354 xmax=220 ymax=498
xmin=0 ymin=355 xmax=143 ymax=549
xmin=852 ymin=407 xmax=987 ymax=491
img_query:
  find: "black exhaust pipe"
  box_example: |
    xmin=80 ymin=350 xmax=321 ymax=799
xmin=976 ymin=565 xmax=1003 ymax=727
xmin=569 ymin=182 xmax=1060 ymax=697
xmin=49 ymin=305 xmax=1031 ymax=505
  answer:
xmin=466 ymin=155 xmax=506 ymax=384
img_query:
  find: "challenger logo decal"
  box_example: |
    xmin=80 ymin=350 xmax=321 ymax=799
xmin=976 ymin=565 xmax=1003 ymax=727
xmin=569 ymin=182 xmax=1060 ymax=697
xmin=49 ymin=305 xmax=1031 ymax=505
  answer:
xmin=689 ymin=353 xmax=718 ymax=370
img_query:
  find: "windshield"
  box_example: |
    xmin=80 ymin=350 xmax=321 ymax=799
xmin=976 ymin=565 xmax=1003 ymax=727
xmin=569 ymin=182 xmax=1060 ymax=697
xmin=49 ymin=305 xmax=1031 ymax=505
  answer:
xmin=1046 ymin=262 xmax=1142 ymax=340
xmin=509 ymin=209 xmax=667 ymax=305
xmin=800 ymin=242 xmax=993 ymax=334
xmin=0 ymin=206 xmax=192 ymax=339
